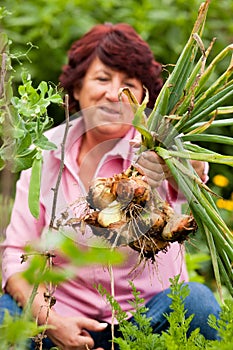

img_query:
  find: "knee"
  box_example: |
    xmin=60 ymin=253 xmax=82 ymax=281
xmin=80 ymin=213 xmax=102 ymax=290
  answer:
xmin=184 ymin=282 xmax=221 ymax=340
xmin=185 ymin=282 xmax=220 ymax=315
xmin=0 ymin=293 xmax=22 ymax=323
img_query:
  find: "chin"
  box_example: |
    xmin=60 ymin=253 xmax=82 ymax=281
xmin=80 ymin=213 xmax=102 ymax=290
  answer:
xmin=98 ymin=123 xmax=130 ymax=137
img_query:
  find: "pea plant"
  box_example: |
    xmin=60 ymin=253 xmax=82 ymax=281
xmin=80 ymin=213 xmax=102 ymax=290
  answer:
xmin=0 ymin=15 xmax=63 ymax=218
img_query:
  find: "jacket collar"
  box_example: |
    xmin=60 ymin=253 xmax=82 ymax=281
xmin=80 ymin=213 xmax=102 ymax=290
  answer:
xmin=49 ymin=113 xmax=136 ymax=163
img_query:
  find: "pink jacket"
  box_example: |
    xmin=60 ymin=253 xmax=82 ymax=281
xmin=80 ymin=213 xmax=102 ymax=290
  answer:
xmin=1 ymin=117 xmax=188 ymax=323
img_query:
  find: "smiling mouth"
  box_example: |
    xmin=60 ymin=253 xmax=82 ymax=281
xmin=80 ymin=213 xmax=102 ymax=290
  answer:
xmin=100 ymin=106 xmax=122 ymax=116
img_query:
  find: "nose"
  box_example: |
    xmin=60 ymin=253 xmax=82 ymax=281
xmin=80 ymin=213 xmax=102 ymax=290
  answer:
xmin=105 ymin=79 xmax=122 ymax=102
xmin=105 ymin=87 xmax=120 ymax=102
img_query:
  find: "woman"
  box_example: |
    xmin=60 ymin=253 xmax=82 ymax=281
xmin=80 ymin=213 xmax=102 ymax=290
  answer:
xmin=0 ymin=23 xmax=220 ymax=349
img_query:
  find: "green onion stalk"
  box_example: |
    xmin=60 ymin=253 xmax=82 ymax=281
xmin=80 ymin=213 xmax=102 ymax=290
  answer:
xmin=122 ymin=0 xmax=233 ymax=298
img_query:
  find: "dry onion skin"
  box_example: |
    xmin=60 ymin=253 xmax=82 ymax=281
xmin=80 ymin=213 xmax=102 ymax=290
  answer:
xmin=80 ymin=165 xmax=198 ymax=262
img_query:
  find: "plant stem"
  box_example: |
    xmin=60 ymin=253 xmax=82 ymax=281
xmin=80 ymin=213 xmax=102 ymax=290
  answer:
xmin=108 ymin=263 xmax=115 ymax=350
xmin=49 ymin=94 xmax=70 ymax=228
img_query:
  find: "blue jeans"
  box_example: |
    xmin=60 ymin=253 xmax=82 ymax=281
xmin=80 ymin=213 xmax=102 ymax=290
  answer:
xmin=0 ymin=282 xmax=220 ymax=349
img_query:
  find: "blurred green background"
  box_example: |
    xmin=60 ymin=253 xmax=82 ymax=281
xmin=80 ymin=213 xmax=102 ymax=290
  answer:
xmin=0 ymin=0 xmax=233 ymax=292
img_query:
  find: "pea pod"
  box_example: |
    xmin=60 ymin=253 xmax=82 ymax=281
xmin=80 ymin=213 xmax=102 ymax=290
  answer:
xmin=28 ymin=152 xmax=42 ymax=219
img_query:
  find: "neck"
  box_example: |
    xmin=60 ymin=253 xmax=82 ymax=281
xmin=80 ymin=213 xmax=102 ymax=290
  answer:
xmin=77 ymin=132 xmax=119 ymax=191
xmin=77 ymin=132 xmax=119 ymax=166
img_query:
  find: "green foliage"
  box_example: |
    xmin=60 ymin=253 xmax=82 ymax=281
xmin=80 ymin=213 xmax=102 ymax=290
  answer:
xmin=0 ymin=69 xmax=62 ymax=172
xmin=22 ymin=231 xmax=123 ymax=285
xmin=0 ymin=310 xmax=46 ymax=350
xmin=59 ymin=237 xmax=123 ymax=267
xmin=12 ymin=76 xmax=61 ymax=118
xmin=2 ymin=0 xmax=233 ymax=82
xmin=2 ymin=0 xmax=233 ymax=126
xmin=0 ymin=26 xmax=63 ymax=217
xmin=0 ymin=23 xmax=62 ymax=169
xmin=185 ymin=252 xmax=211 ymax=284
xmin=162 ymin=276 xmax=206 ymax=350
xmin=207 ymin=299 xmax=233 ymax=349
xmin=98 ymin=281 xmax=164 ymax=350
xmin=99 ymin=276 xmax=233 ymax=350
xmin=117 ymin=282 xmax=162 ymax=350
xmin=0 ymin=234 xmax=123 ymax=349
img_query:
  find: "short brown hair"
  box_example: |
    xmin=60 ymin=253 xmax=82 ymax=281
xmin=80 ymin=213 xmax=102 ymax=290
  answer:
xmin=59 ymin=23 xmax=163 ymax=111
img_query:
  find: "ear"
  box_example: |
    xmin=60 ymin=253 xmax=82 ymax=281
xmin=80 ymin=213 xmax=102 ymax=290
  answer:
xmin=73 ymin=86 xmax=80 ymax=101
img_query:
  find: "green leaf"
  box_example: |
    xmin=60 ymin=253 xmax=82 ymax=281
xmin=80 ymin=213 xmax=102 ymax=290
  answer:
xmin=16 ymin=133 xmax=32 ymax=154
xmin=157 ymin=147 xmax=233 ymax=167
xmin=59 ymin=234 xmax=123 ymax=266
xmin=189 ymin=117 xmax=233 ymax=131
xmin=48 ymin=93 xmax=63 ymax=104
xmin=181 ymin=134 xmax=233 ymax=145
xmin=38 ymin=81 xmax=48 ymax=96
xmin=28 ymin=152 xmax=42 ymax=218
xmin=12 ymin=154 xmax=35 ymax=172
xmin=0 ymin=310 xmax=46 ymax=344
xmin=11 ymin=127 xmax=25 ymax=139
xmin=147 ymin=81 xmax=169 ymax=132
xmin=133 ymin=125 xmax=154 ymax=149
xmin=163 ymin=156 xmax=233 ymax=295
xmin=183 ymin=142 xmax=219 ymax=155
xmin=23 ymin=254 xmax=74 ymax=284
xmin=34 ymin=134 xmax=57 ymax=150
xmin=183 ymin=83 xmax=233 ymax=132
xmin=16 ymin=148 xmax=37 ymax=159
xmin=177 ymin=45 xmax=233 ymax=118
xmin=29 ymin=89 xmax=40 ymax=105
xmin=21 ymin=71 xmax=31 ymax=84
xmin=18 ymin=84 xmax=26 ymax=96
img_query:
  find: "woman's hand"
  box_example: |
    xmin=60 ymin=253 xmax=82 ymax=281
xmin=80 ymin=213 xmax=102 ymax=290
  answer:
xmin=190 ymin=159 xmax=208 ymax=183
xmin=130 ymin=135 xmax=171 ymax=188
xmin=46 ymin=312 xmax=107 ymax=349
xmin=6 ymin=274 xmax=106 ymax=350
xmin=134 ymin=150 xmax=171 ymax=188
xmin=134 ymin=150 xmax=207 ymax=189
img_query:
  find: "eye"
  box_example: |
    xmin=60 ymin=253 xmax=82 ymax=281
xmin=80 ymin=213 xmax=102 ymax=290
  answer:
xmin=96 ymin=76 xmax=109 ymax=82
xmin=123 ymin=78 xmax=139 ymax=89
xmin=124 ymin=82 xmax=136 ymax=88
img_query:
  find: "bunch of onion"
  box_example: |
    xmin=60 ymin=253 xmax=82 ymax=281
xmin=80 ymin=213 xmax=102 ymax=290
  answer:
xmin=118 ymin=0 xmax=232 ymax=297
xmin=83 ymin=165 xmax=197 ymax=261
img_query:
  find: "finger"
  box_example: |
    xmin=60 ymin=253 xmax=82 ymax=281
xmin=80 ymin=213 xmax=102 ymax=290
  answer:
xmin=129 ymin=133 xmax=142 ymax=148
xmin=140 ymin=151 xmax=165 ymax=165
xmin=77 ymin=332 xmax=95 ymax=349
xmin=136 ymin=154 xmax=165 ymax=173
xmin=136 ymin=161 xmax=165 ymax=177
xmin=145 ymin=176 xmax=164 ymax=188
xmin=78 ymin=318 xmax=108 ymax=332
xmin=143 ymin=168 xmax=165 ymax=181
xmin=129 ymin=140 xmax=141 ymax=148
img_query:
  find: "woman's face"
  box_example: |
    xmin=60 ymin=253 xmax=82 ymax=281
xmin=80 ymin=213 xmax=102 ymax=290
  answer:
xmin=73 ymin=57 xmax=144 ymax=140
